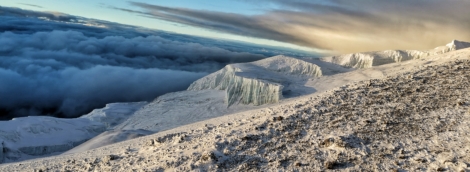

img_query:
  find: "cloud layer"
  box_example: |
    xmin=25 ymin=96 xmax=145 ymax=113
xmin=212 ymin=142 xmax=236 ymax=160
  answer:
xmin=0 ymin=6 xmax=313 ymax=119
xmin=122 ymin=0 xmax=470 ymax=53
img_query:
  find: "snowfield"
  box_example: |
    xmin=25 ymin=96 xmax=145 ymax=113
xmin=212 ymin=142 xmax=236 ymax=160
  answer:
xmin=1 ymin=41 xmax=470 ymax=171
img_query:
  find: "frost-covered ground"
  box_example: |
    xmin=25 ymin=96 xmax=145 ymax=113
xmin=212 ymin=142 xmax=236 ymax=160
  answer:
xmin=1 ymin=43 xmax=470 ymax=171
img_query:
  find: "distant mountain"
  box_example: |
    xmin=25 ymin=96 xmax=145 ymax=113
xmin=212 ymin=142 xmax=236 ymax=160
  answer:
xmin=319 ymin=40 xmax=470 ymax=68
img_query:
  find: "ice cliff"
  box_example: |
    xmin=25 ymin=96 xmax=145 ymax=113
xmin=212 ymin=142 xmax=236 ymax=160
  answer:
xmin=0 ymin=102 xmax=146 ymax=163
xmin=188 ymin=56 xmax=322 ymax=106
xmin=320 ymin=40 xmax=470 ymax=68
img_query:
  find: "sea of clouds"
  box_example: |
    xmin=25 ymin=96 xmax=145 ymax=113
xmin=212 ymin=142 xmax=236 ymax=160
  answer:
xmin=0 ymin=6 xmax=316 ymax=119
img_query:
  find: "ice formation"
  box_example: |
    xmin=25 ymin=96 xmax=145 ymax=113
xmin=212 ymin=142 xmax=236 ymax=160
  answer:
xmin=320 ymin=40 xmax=470 ymax=68
xmin=188 ymin=56 xmax=322 ymax=106
xmin=0 ymin=117 xmax=105 ymax=163
xmin=82 ymin=102 xmax=147 ymax=128
xmin=0 ymin=102 xmax=146 ymax=163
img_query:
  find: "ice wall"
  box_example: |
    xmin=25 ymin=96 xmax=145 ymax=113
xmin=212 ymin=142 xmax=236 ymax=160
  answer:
xmin=225 ymin=76 xmax=283 ymax=106
xmin=188 ymin=56 xmax=322 ymax=106
xmin=188 ymin=65 xmax=283 ymax=106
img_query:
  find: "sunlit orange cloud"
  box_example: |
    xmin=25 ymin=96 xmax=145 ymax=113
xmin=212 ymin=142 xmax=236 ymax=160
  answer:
xmin=117 ymin=0 xmax=470 ymax=54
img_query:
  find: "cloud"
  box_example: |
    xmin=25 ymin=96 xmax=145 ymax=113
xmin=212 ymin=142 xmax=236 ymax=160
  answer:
xmin=0 ymin=6 xmax=317 ymax=119
xmin=17 ymin=3 xmax=43 ymax=8
xmin=122 ymin=0 xmax=470 ymax=53
xmin=0 ymin=30 xmax=215 ymax=119
xmin=0 ymin=29 xmax=269 ymax=119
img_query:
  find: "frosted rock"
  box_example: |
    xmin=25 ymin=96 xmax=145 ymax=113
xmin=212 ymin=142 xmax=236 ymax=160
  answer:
xmin=188 ymin=56 xmax=321 ymax=106
xmin=321 ymin=40 xmax=470 ymax=68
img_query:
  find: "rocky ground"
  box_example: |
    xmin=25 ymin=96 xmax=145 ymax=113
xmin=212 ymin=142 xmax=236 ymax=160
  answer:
xmin=3 ymin=59 xmax=470 ymax=171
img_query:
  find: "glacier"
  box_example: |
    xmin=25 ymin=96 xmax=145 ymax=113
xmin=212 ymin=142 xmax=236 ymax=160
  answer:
xmin=188 ymin=55 xmax=322 ymax=106
xmin=319 ymin=40 xmax=470 ymax=69
xmin=0 ymin=102 xmax=145 ymax=163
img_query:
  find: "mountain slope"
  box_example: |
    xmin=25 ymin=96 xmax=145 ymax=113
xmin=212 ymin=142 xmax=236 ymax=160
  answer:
xmin=0 ymin=40 xmax=469 ymax=166
xmin=1 ymin=46 xmax=470 ymax=171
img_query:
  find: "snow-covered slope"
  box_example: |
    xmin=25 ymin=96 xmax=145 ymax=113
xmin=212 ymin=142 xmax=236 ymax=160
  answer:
xmin=115 ymin=90 xmax=255 ymax=132
xmin=3 ymin=48 xmax=470 ymax=171
xmin=64 ymin=129 xmax=153 ymax=155
xmin=320 ymin=40 xmax=470 ymax=68
xmin=188 ymin=56 xmax=322 ymax=106
xmin=81 ymin=102 xmax=147 ymax=128
xmin=0 ymin=102 xmax=145 ymax=163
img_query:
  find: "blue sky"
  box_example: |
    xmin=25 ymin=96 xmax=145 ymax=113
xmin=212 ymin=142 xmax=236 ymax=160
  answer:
xmin=1 ymin=0 xmax=469 ymax=53
xmin=1 ymin=0 xmax=315 ymax=51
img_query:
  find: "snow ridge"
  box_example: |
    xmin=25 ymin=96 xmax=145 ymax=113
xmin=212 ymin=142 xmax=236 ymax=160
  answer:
xmin=321 ymin=40 xmax=470 ymax=69
xmin=188 ymin=56 xmax=321 ymax=106
xmin=251 ymin=55 xmax=322 ymax=77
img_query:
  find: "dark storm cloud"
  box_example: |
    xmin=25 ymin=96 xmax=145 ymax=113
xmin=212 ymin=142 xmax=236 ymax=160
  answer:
xmin=123 ymin=0 xmax=470 ymax=53
xmin=0 ymin=6 xmax=315 ymax=119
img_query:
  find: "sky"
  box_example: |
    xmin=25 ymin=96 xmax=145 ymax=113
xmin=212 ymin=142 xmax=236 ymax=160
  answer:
xmin=1 ymin=0 xmax=320 ymax=52
xmin=3 ymin=0 xmax=470 ymax=53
